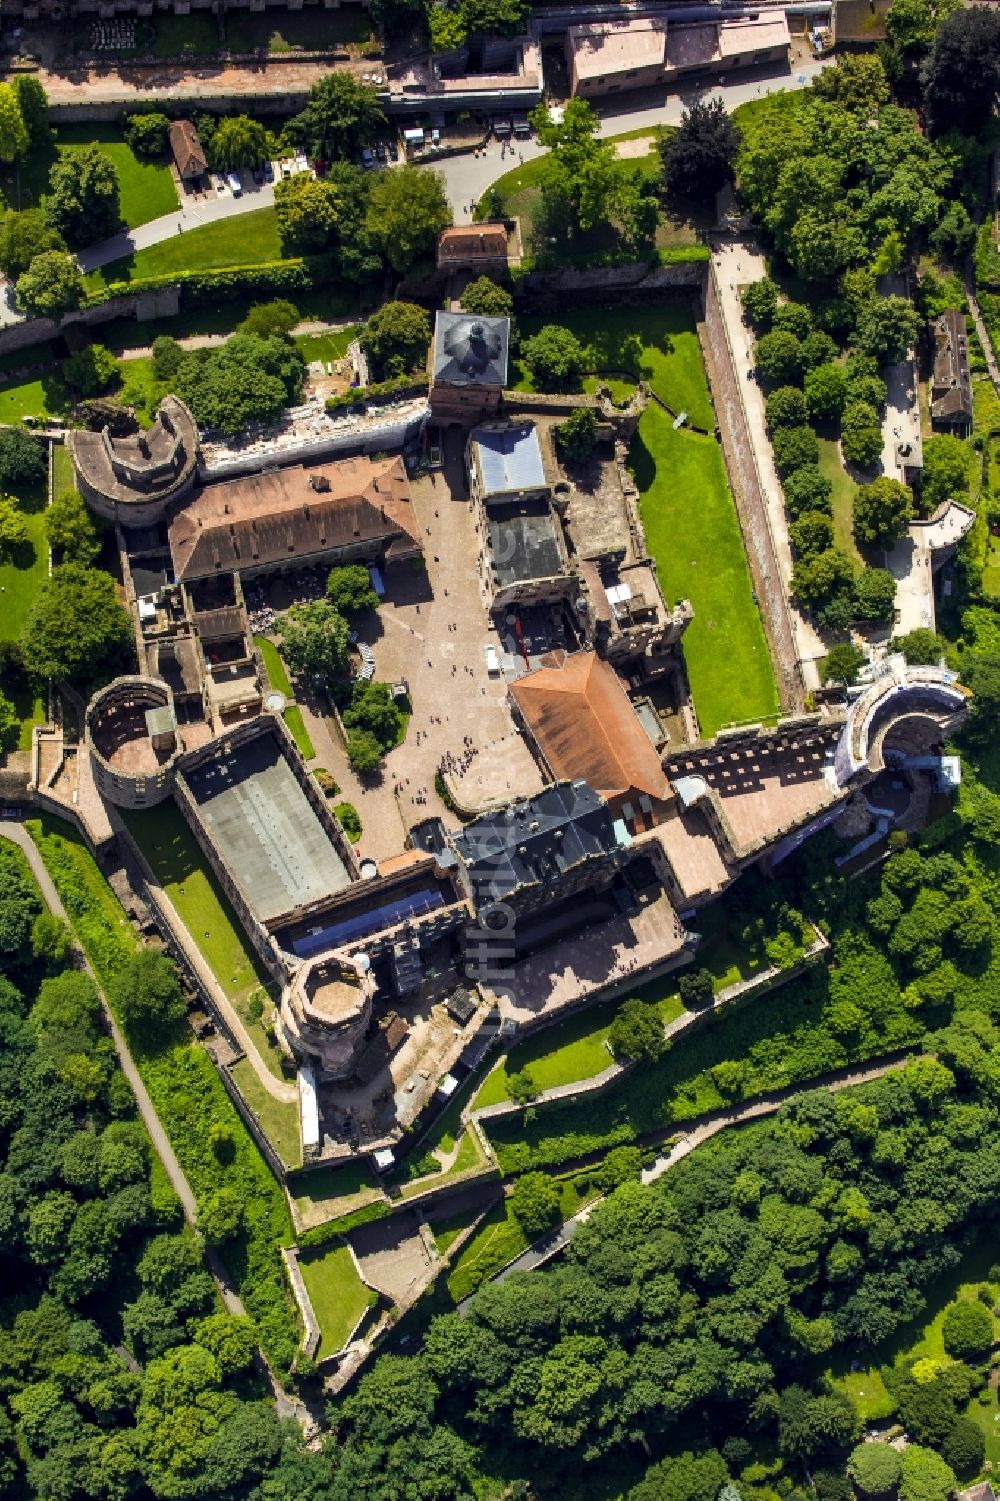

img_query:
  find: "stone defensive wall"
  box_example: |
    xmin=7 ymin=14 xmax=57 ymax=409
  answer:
xmin=701 ymin=255 xmax=804 ymax=713
xmin=513 ymin=257 xmax=709 ymax=297
xmin=474 ymin=927 xmax=830 ymax=1123
xmin=834 ymin=668 xmax=968 ymax=786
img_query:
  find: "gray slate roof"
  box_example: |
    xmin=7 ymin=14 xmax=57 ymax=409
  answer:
xmin=433 ymin=311 xmax=510 ymax=387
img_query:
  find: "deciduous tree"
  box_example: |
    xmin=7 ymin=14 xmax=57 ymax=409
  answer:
xmin=44 ymin=144 xmax=120 ymax=247
xmin=20 ymin=564 xmax=132 ymax=684
xmin=660 ymin=98 xmax=738 ymax=203
xmin=15 ymin=251 xmax=84 ymax=318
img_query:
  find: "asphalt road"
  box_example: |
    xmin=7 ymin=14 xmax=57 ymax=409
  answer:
xmin=71 ymin=56 xmax=832 ymax=278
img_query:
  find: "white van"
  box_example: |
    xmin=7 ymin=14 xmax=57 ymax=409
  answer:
xmin=226 ymin=172 xmax=242 ymax=197
xmin=485 ymin=644 xmax=500 ymax=676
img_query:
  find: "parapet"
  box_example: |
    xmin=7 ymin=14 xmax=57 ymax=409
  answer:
xmin=279 ymin=951 xmax=376 ymax=1077
xmin=70 ymin=396 xmax=199 ymax=528
xmin=85 ymin=675 xmax=184 ymax=809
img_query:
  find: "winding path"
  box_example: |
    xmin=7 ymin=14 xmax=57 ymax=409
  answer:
xmin=0 ymin=819 xmax=322 ymax=1428
xmin=468 ymin=1051 xmax=918 ymax=1302
xmin=67 ymin=59 xmax=832 ymax=275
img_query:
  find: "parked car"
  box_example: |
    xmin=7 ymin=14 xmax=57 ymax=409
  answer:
xmin=485 ymin=644 xmax=500 ymax=676
xmin=263 ymin=159 xmax=274 ymax=182
xmin=361 ymin=147 xmax=375 ymax=169
xmin=374 ymin=141 xmax=387 ymax=163
xmin=513 ymin=118 xmax=531 ymax=139
xmin=251 ymin=164 xmax=264 ymax=185
xmin=226 ymin=172 xmax=243 ymax=197
xmin=387 ymin=138 xmax=399 ymax=161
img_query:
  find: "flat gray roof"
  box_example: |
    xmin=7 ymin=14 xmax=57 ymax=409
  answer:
xmin=184 ymin=732 xmax=350 ymax=922
xmin=433 ymin=311 xmax=509 ymax=387
xmin=489 ymin=503 xmax=563 ymax=586
xmin=473 ymin=423 xmax=545 ymax=497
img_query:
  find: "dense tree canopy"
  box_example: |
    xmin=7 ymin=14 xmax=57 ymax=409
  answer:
xmin=278 ymin=600 xmax=350 ymax=682
xmin=174 ymin=332 xmax=304 ymax=433
xmin=660 ymin=99 xmax=738 ymax=204
xmin=20 ymin=564 xmax=133 ymax=684
xmin=44 ymin=489 xmax=100 ymax=567
xmin=522 ymin=325 xmax=587 ymax=391
xmin=0 ymin=208 xmax=65 ymax=281
xmin=359 ymin=300 xmax=431 ymax=379
xmin=365 ymin=165 xmax=450 ymax=273
xmin=207 ymin=115 xmax=270 ymax=172
xmin=922 ymin=5 xmax=1000 ymax=134
xmin=44 ymin=144 xmax=120 ymax=247
xmin=285 ymin=73 xmax=386 ymax=163
xmin=15 ymin=250 xmax=85 ymax=318
xmin=735 ymin=58 xmax=959 ymax=281
xmin=853 ymin=477 xmax=914 ymax=546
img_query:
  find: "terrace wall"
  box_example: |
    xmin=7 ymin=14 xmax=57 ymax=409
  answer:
xmin=700 ymin=259 xmax=804 ymax=712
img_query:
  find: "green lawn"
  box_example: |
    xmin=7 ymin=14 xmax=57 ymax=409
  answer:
xmin=0 ymin=125 xmax=177 ymax=231
xmin=295 ymin=327 xmax=360 ymax=365
xmin=299 ymin=1243 xmax=376 ymax=1358
xmin=446 ymin=1199 xmax=528 ymax=1303
xmin=476 ymin=986 xmax=685 ymax=1108
xmin=255 ymin=635 xmax=293 ymax=696
xmin=0 ymin=477 xmax=47 ymax=646
xmin=485 ymin=127 xmax=701 ymax=262
xmin=151 ymin=11 xmax=219 ymax=56
xmin=290 ymin=1161 xmax=383 ymax=1232
xmin=51 ymin=442 xmax=75 ymax=496
xmin=0 ymin=474 xmax=48 ymax=747
xmin=225 ymin=6 xmax=377 ymax=51
xmin=0 ymin=374 xmax=69 ymax=423
xmin=118 ymin=356 xmax=163 ymax=426
xmin=230 ymin=1059 xmax=301 ymax=1170
xmin=828 ymin=1238 xmax=1000 ymax=1475
xmin=122 ymin=799 xmax=274 ymax=1016
xmin=475 ymin=907 xmax=756 ymax=1108
xmin=87 ymin=206 xmax=283 ymax=290
xmin=283 ymin=706 xmax=315 ymax=760
xmin=514 ymin=302 xmax=716 ymax=430
xmin=817 ymin=435 xmax=862 ymax=566
xmin=632 ymin=404 xmax=779 ymax=735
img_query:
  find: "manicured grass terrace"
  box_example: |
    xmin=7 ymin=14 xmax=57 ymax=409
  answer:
xmin=299 ymin=1243 xmax=376 ymax=1358
xmin=514 ymin=301 xmax=716 ymax=431
xmin=87 ymin=206 xmax=283 ymax=290
xmin=817 ymin=434 xmax=862 ymax=566
xmin=123 ymin=800 xmax=270 ymax=1007
xmin=0 ymin=472 xmax=48 ymax=748
xmin=0 ymin=124 xmax=177 ymax=230
xmin=632 ymin=403 xmax=779 ymax=735
xmin=230 ymin=1059 xmax=301 ymax=1171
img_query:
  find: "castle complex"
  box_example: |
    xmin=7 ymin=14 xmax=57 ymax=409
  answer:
xmin=29 ymin=302 xmax=968 ymax=1171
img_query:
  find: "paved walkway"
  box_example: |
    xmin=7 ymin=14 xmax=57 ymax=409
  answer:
xmin=476 ymin=1052 xmax=916 ymax=1298
xmin=0 ymin=818 xmax=323 ymax=1430
xmin=0 ymin=820 xmax=247 ymax=1309
xmin=77 ymin=178 xmax=277 ymax=273
xmin=67 ymin=58 xmax=832 ymax=280
xmin=115 ymin=314 xmax=357 ymax=362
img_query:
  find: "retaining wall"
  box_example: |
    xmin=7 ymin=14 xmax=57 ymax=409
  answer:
xmin=515 ymin=259 xmax=708 ymax=296
xmin=474 ymin=930 xmax=830 ymax=1123
xmin=701 ymin=258 xmax=803 ymax=712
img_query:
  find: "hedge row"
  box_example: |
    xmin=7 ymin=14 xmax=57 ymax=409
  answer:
xmin=25 ymin=815 xmax=302 ymax=1374
xmin=976 ymin=221 xmax=1000 ymax=294
xmin=325 ymin=374 xmax=429 ymax=412
xmin=87 ymin=257 xmax=312 ymax=309
xmin=515 ymin=243 xmax=710 ymax=275
xmin=296 ymin=1198 xmax=391 ymax=1248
